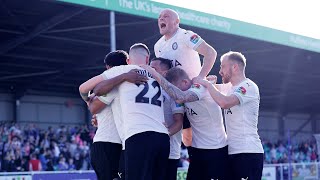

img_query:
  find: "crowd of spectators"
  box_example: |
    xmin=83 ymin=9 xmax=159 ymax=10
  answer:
xmin=262 ymin=138 xmax=318 ymax=164
xmin=0 ymin=123 xmax=94 ymax=172
xmin=0 ymin=123 xmax=318 ymax=172
xmin=178 ymin=138 xmax=319 ymax=168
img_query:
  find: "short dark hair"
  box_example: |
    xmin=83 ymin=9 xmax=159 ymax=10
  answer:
xmin=151 ymin=57 xmax=173 ymax=70
xmin=130 ymin=43 xmax=150 ymax=56
xmin=221 ymin=51 xmax=246 ymax=67
xmin=104 ymin=50 xmax=128 ymax=67
xmin=165 ymin=67 xmax=189 ymax=83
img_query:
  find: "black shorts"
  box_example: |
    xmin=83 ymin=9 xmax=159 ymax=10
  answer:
xmin=228 ymin=153 xmax=264 ymax=180
xmin=125 ymin=131 xmax=170 ymax=180
xmin=187 ymin=146 xmax=228 ymax=180
xmin=118 ymin=150 xmax=125 ymax=180
xmin=90 ymin=141 xmax=122 ymax=180
xmin=165 ymin=159 xmax=179 ymax=180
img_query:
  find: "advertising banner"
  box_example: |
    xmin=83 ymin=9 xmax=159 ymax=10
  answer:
xmin=33 ymin=172 xmax=97 ymax=180
xmin=0 ymin=176 xmax=32 ymax=180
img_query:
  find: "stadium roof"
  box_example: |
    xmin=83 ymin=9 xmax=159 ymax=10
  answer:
xmin=1 ymin=0 xmax=320 ymax=115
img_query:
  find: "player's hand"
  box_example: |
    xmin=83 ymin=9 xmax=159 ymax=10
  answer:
xmin=123 ymin=69 xmax=148 ymax=84
xmin=192 ymin=76 xmax=211 ymax=88
xmin=206 ymin=75 xmax=217 ymax=84
xmin=139 ymin=64 xmax=157 ymax=76
xmin=86 ymin=92 xmax=95 ymax=106
xmin=91 ymin=114 xmax=98 ymax=127
xmin=192 ymin=76 xmax=203 ymax=84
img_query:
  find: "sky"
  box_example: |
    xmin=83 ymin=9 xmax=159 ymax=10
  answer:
xmin=152 ymin=0 xmax=320 ymax=40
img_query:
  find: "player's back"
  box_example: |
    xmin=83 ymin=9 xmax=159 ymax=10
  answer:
xmin=118 ymin=67 xmax=168 ymax=140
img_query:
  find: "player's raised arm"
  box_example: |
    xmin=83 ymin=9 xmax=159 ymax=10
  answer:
xmin=193 ymin=77 xmax=240 ymax=109
xmin=195 ymin=41 xmax=217 ymax=79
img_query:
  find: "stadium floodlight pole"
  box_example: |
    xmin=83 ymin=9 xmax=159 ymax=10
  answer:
xmin=110 ymin=11 xmax=116 ymax=51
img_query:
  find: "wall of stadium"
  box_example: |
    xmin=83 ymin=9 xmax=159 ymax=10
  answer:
xmin=1 ymin=93 xmax=319 ymax=138
xmin=258 ymin=111 xmax=320 ymax=142
xmin=0 ymin=93 xmax=87 ymax=128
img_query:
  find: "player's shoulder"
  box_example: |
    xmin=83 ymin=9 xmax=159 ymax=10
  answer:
xmin=103 ymin=65 xmax=139 ymax=76
xmin=155 ymin=35 xmax=166 ymax=46
xmin=236 ymin=78 xmax=259 ymax=94
xmin=243 ymin=78 xmax=258 ymax=89
xmin=178 ymin=28 xmax=202 ymax=45
xmin=179 ymin=28 xmax=197 ymax=37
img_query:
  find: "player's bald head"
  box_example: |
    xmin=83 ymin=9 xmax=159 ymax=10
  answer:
xmin=158 ymin=8 xmax=180 ymax=37
xmin=161 ymin=8 xmax=179 ymax=21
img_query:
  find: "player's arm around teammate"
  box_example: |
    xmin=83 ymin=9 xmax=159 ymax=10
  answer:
xmin=79 ymin=69 xmax=146 ymax=101
xmin=140 ymin=64 xmax=199 ymax=104
xmin=92 ymin=69 xmax=147 ymax=96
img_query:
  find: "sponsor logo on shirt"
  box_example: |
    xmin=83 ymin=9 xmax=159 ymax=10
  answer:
xmin=172 ymin=42 xmax=178 ymax=50
xmin=236 ymin=86 xmax=246 ymax=95
xmin=191 ymin=83 xmax=201 ymax=89
xmin=175 ymin=103 xmax=184 ymax=107
xmin=185 ymin=106 xmax=198 ymax=116
xmin=190 ymin=34 xmax=200 ymax=44
xmin=173 ymin=59 xmax=182 ymax=67
xmin=225 ymin=108 xmax=232 ymax=114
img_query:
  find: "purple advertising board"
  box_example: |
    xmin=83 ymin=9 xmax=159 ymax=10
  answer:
xmin=33 ymin=172 xmax=97 ymax=180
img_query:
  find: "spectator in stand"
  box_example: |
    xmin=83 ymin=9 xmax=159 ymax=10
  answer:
xmin=57 ymin=157 xmax=68 ymax=171
xmin=29 ymin=153 xmax=41 ymax=171
xmin=68 ymin=158 xmax=76 ymax=170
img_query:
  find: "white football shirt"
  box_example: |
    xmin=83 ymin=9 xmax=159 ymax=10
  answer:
xmin=92 ymin=98 xmax=121 ymax=144
xmin=185 ymin=84 xmax=227 ymax=149
xmin=154 ymin=28 xmax=203 ymax=79
xmin=97 ymin=89 xmax=125 ymax=149
xmin=163 ymin=91 xmax=184 ymax=159
xmin=102 ymin=65 xmax=168 ymax=140
xmin=221 ymin=78 xmax=264 ymax=154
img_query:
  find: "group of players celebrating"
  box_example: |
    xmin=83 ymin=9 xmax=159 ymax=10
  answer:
xmin=79 ymin=8 xmax=264 ymax=180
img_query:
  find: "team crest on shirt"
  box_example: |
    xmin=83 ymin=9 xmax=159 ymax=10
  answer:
xmin=172 ymin=42 xmax=178 ymax=50
xmin=191 ymin=83 xmax=201 ymax=89
xmin=190 ymin=34 xmax=200 ymax=44
xmin=236 ymin=86 xmax=246 ymax=95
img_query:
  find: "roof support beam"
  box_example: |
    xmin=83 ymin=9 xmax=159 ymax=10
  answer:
xmin=291 ymin=115 xmax=314 ymax=138
xmin=39 ymin=34 xmax=109 ymax=47
xmin=0 ymin=71 xmax=59 ymax=81
xmin=110 ymin=11 xmax=116 ymax=51
xmin=0 ymin=7 xmax=86 ymax=55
